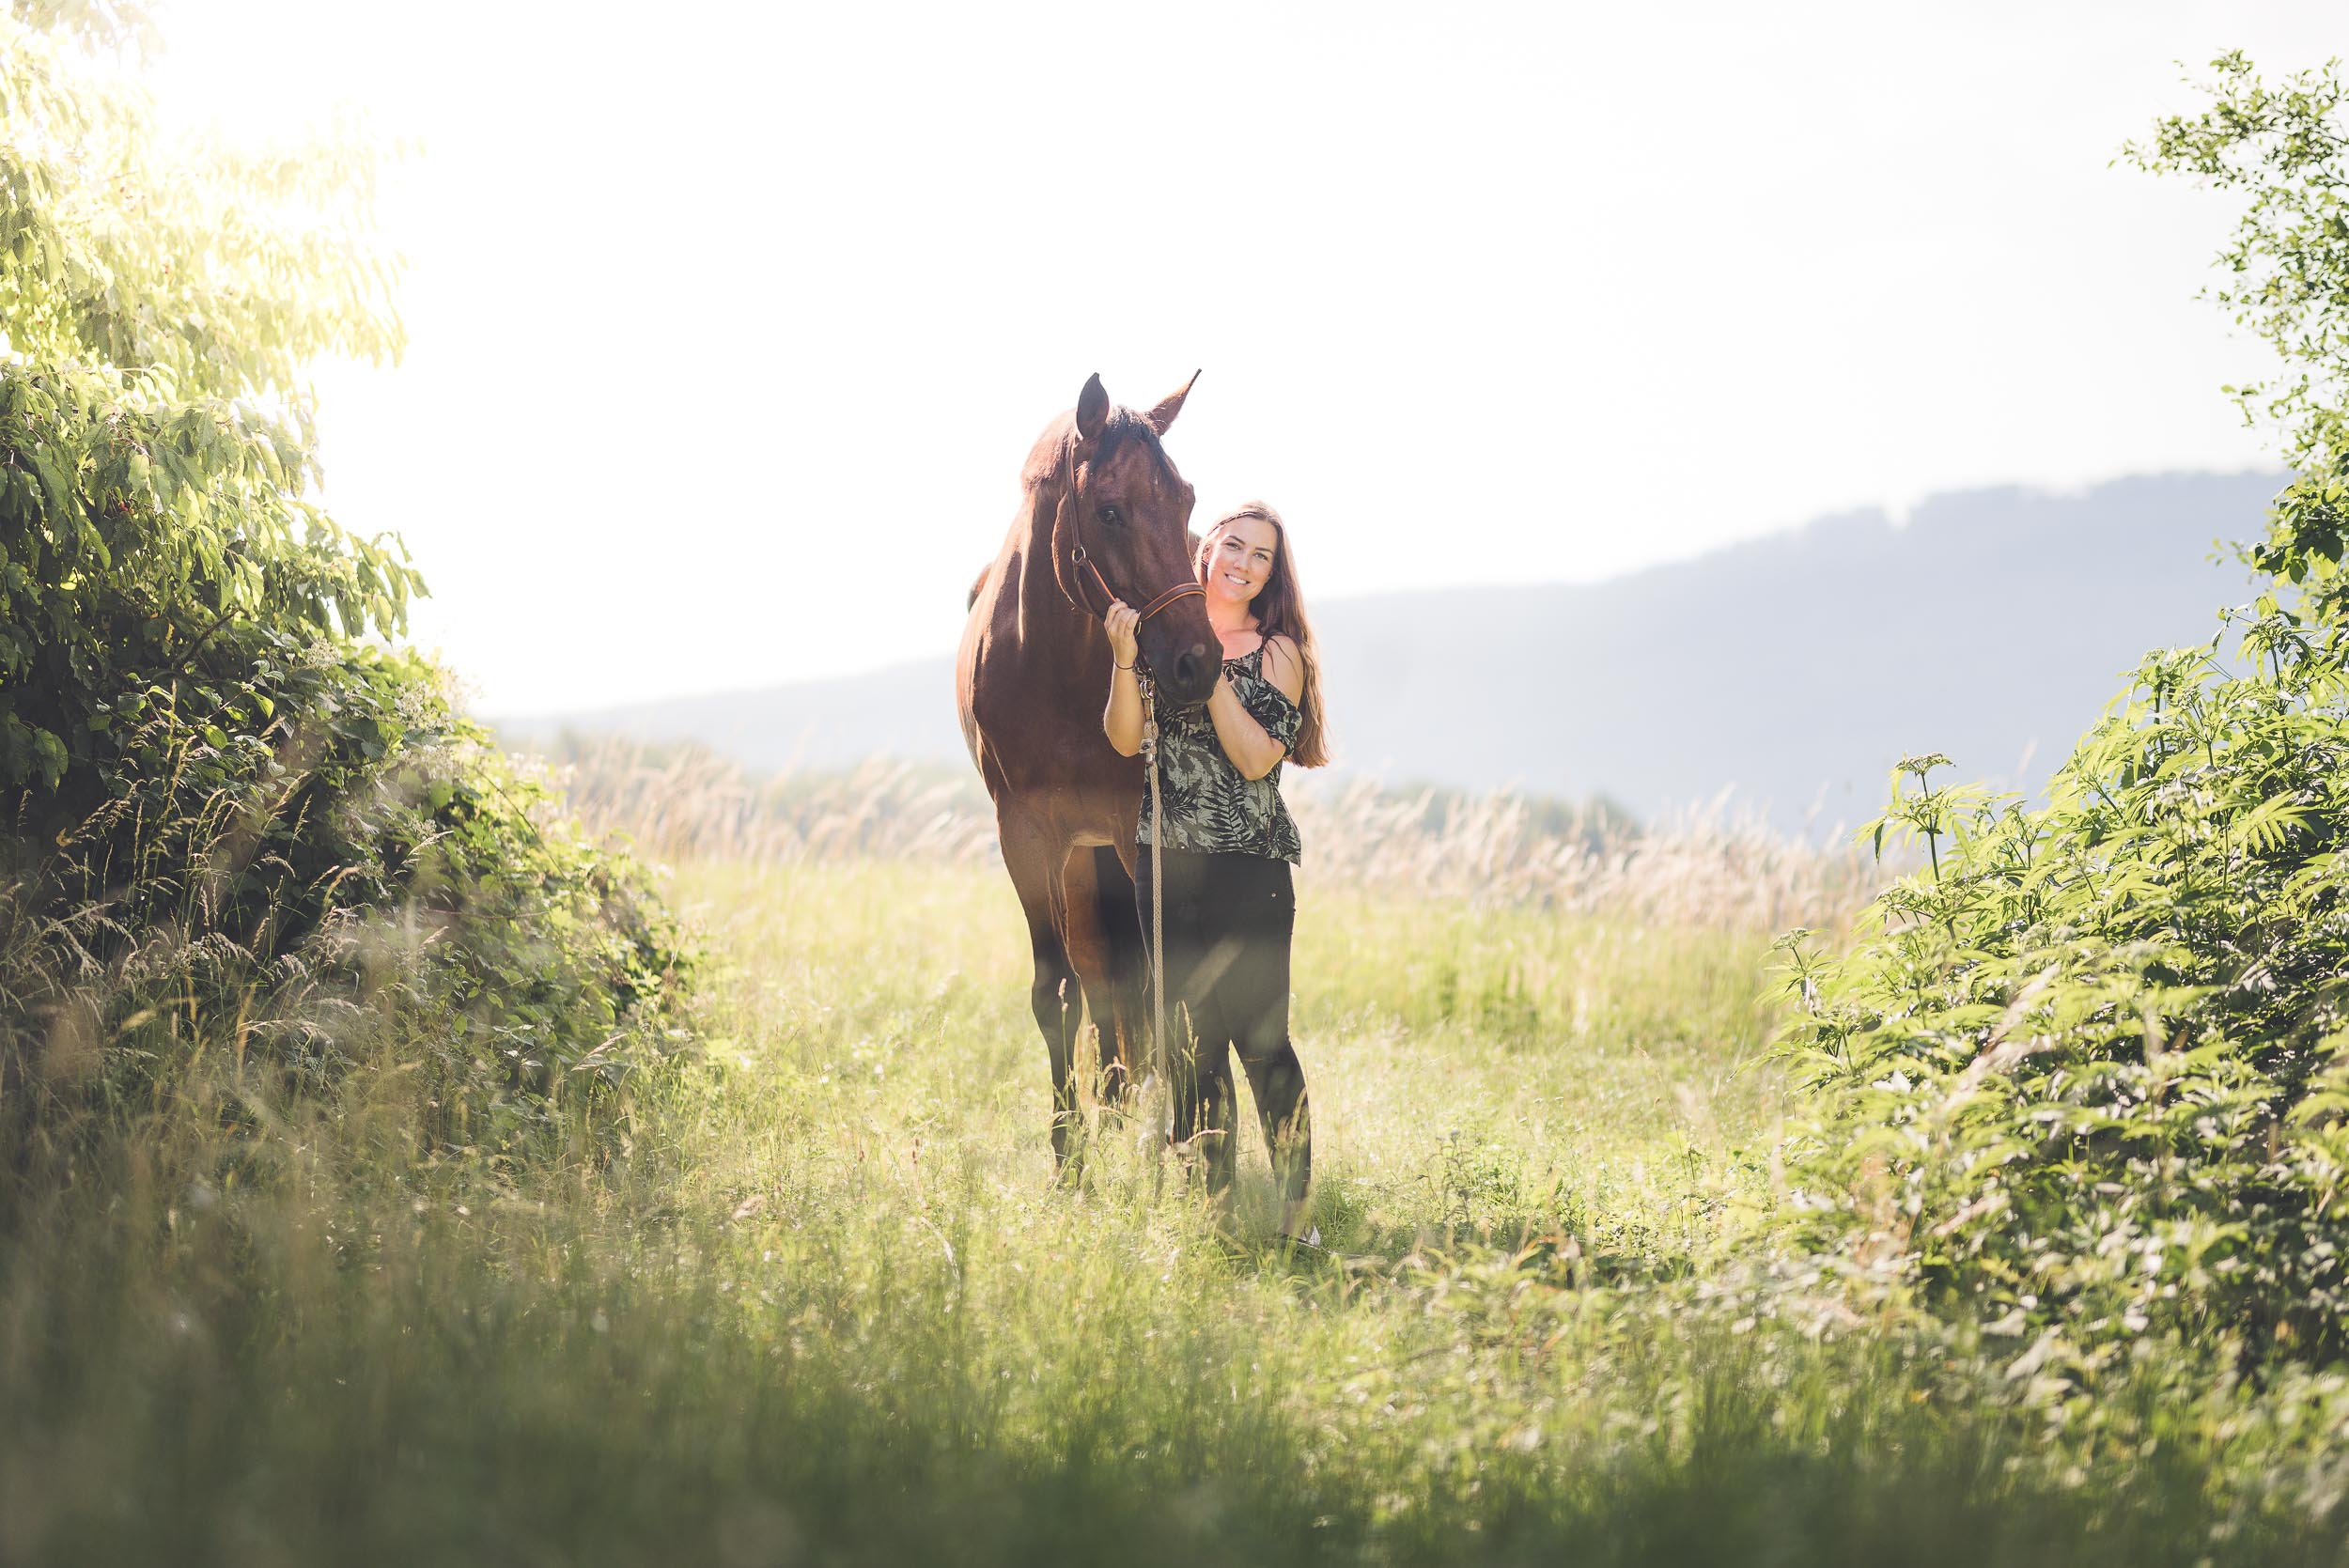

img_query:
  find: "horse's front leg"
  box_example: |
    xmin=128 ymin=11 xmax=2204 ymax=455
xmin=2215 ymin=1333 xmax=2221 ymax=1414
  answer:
xmin=997 ymin=812 xmax=1082 ymax=1169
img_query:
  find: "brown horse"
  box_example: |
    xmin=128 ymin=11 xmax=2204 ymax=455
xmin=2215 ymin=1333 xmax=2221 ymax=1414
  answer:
xmin=957 ymin=372 xmax=1219 ymax=1165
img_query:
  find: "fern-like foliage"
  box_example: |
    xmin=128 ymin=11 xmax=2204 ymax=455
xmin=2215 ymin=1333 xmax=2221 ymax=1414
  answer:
xmin=1782 ymin=626 xmax=2349 ymax=1374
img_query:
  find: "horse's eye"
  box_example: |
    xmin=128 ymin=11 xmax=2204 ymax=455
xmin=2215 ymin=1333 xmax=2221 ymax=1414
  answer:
xmin=1097 ymin=505 xmax=1123 ymax=526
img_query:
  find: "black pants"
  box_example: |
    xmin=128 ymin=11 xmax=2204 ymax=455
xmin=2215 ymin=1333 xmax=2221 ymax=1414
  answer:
xmin=1133 ymin=847 xmax=1311 ymax=1201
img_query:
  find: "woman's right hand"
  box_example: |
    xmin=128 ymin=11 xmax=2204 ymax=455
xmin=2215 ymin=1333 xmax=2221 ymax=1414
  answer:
xmin=1104 ymin=599 xmax=1140 ymax=670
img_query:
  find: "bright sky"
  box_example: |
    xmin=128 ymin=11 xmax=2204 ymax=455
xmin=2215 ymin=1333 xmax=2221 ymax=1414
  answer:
xmin=147 ymin=0 xmax=2337 ymax=713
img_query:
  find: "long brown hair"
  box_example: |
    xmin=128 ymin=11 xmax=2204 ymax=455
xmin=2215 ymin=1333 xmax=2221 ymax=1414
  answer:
xmin=1198 ymin=501 xmax=1329 ymax=768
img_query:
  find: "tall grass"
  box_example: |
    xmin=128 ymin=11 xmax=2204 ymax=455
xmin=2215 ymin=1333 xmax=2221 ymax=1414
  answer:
xmin=5 ymin=784 xmax=2346 ymax=1563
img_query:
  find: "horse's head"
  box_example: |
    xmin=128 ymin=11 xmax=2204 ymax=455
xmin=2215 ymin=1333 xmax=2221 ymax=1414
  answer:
xmin=1046 ymin=371 xmax=1220 ymax=708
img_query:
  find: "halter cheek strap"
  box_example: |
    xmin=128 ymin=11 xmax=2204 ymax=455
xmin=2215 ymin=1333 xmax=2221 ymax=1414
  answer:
xmin=1069 ymin=545 xmax=1206 ymax=625
xmin=1059 ymin=435 xmax=1205 ymax=632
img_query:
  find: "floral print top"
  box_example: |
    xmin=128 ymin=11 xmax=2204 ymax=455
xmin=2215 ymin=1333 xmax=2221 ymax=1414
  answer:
xmin=1138 ymin=642 xmax=1303 ymax=864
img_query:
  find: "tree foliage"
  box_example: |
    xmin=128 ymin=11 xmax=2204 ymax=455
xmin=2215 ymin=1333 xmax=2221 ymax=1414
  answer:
xmin=0 ymin=8 xmax=687 ymax=1161
xmin=2123 ymin=53 xmax=2349 ymax=589
xmin=1780 ymin=55 xmax=2349 ymax=1381
xmin=1 ymin=7 xmax=416 ymax=800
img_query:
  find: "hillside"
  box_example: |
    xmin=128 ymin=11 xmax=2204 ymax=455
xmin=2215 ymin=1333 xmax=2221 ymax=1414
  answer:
xmin=503 ymin=471 xmax=2275 ymax=831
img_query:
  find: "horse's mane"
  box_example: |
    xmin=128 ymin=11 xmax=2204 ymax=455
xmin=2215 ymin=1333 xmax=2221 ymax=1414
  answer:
xmin=1089 ymin=411 xmax=1180 ymax=483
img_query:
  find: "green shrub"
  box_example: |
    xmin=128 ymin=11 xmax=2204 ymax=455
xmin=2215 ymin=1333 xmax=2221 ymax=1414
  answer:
xmin=1778 ymin=55 xmax=2349 ymax=1374
xmin=0 ymin=4 xmax=689 ymax=1175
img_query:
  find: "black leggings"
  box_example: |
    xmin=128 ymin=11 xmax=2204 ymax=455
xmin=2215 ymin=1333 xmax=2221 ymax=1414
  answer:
xmin=1133 ymin=847 xmax=1311 ymax=1201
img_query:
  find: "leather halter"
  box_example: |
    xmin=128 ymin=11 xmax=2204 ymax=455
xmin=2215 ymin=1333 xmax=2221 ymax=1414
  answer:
xmin=1068 ymin=545 xmax=1206 ymax=625
xmin=1059 ymin=438 xmax=1205 ymax=628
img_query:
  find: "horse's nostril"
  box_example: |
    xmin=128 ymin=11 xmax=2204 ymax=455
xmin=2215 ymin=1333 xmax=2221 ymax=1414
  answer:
xmin=1174 ymin=648 xmax=1205 ymax=688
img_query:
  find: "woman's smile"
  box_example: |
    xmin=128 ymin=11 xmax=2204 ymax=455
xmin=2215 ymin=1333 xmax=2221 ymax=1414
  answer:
xmin=1206 ymin=516 xmax=1279 ymax=605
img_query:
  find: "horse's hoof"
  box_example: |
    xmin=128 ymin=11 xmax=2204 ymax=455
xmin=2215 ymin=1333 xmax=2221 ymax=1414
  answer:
xmin=1275 ymin=1225 xmax=1329 ymax=1260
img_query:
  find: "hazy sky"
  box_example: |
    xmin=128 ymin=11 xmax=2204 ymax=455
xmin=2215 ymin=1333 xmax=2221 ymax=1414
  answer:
xmin=145 ymin=0 xmax=2337 ymax=712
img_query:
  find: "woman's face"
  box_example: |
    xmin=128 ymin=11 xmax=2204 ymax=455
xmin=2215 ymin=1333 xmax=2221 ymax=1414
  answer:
xmin=1203 ymin=517 xmax=1279 ymax=609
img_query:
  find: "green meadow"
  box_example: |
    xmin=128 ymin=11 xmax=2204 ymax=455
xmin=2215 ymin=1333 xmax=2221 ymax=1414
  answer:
xmin=9 ymin=854 xmax=2348 ymax=1565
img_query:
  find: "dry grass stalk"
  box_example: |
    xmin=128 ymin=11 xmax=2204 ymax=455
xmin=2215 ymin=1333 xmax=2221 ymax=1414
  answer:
xmin=543 ymin=739 xmax=1882 ymax=934
xmin=537 ymin=740 xmax=996 ymax=867
xmin=1289 ymin=779 xmax=1881 ymax=933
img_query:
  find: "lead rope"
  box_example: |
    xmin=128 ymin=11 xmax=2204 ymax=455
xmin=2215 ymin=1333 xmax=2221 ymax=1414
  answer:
xmin=1140 ymin=666 xmax=1174 ymax=1176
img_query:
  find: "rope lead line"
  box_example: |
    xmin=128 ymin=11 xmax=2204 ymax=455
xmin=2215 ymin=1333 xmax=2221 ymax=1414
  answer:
xmin=1141 ymin=667 xmax=1170 ymax=1153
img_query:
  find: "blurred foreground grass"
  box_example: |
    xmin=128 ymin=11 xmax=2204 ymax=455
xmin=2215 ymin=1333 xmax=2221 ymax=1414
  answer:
xmin=6 ymin=861 xmax=2346 ymax=1564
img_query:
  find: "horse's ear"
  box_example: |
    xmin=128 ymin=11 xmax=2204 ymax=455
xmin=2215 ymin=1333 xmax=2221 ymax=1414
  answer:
xmin=1144 ymin=368 xmax=1202 ymax=435
xmin=1075 ymin=373 xmax=1111 ymax=442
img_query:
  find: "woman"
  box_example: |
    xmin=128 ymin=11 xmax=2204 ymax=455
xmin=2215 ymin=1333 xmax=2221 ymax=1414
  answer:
xmin=1102 ymin=501 xmax=1330 ymax=1231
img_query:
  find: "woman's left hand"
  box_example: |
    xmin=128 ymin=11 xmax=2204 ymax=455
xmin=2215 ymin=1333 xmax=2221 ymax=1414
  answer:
xmin=1103 ymin=599 xmax=1141 ymax=668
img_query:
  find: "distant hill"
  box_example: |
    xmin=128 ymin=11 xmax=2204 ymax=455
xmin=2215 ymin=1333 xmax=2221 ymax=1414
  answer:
xmin=500 ymin=471 xmax=2278 ymax=834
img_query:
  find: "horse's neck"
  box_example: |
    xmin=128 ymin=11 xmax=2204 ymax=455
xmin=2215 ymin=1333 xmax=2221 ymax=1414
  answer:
xmin=997 ymin=486 xmax=1097 ymax=680
xmin=1011 ymin=487 xmax=1062 ymax=604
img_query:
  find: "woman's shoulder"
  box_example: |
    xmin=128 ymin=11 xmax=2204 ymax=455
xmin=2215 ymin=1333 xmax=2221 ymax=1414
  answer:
xmin=1256 ymin=633 xmax=1304 ymax=697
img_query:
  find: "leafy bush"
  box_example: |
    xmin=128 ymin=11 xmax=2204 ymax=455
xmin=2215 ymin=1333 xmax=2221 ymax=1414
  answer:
xmin=1777 ymin=55 xmax=2349 ymax=1374
xmin=0 ymin=6 xmax=688 ymax=1172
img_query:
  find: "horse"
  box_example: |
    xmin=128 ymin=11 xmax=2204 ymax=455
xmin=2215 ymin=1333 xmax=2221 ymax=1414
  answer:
xmin=956 ymin=371 xmax=1220 ymax=1166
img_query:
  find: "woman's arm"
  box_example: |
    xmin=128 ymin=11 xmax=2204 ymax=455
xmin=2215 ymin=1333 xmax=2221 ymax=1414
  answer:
xmin=1101 ymin=601 xmax=1143 ymax=757
xmin=1206 ymin=635 xmax=1305 ymax=781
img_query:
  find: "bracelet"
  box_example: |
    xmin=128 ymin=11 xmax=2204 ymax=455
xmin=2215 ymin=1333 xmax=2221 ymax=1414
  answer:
xmin=1114 ymin=660 xmax=1135 ymax=673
